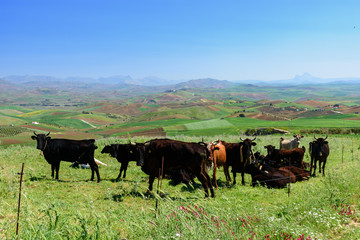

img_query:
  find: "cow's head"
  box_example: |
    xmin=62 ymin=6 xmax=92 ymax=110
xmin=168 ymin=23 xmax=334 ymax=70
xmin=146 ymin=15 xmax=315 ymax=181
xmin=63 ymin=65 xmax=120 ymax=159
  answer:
xmin=240 ymin=137 xmax=257 ymax=163
xmin=101 ymin=145 xmax=111 ymax=154
xmin=131 ymin=142 xmax=146 ymax=166
xmin=294 ymin=134 xmax=304 ymax=141
xmin=31 ymin=131 xmax=51 ymax=150
xmin=314 ymin=135 xmax=328 ymax=145
xmin=264 ymin=145 xmax=276 ymax=156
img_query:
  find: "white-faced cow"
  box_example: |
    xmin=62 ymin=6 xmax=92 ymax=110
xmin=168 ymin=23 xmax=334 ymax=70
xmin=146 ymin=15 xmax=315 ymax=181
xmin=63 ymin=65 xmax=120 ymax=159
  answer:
xmin=309 ymin=136 xmax=330 ymax=176
xmin=280 ymin=134 xmax=304 ymax=150
xmin=31 ymin=132 xmax=100 ymax=182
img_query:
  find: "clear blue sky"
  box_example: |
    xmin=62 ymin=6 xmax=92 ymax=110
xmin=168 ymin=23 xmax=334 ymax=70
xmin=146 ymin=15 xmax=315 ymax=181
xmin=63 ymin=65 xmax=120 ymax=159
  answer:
xmin=1 ymin=0 xmax=359 ymax=81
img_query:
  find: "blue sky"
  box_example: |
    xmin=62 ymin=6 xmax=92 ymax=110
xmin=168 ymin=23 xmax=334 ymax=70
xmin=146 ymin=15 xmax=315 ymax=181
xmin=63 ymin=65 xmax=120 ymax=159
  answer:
xmin=1 ymin=0 xmax=359 ymax=81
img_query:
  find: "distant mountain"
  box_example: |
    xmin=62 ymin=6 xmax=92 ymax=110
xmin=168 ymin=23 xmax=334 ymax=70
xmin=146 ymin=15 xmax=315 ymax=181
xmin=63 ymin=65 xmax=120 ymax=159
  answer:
xmin=174 ymin=78 xmax=237 ymax=89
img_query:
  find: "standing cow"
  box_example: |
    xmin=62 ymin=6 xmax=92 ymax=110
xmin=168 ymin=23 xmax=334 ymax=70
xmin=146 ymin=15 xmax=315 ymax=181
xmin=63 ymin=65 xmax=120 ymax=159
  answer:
xmin=31 ymin=132 xmax=100 ymax=182
xmin=309 ymin=136 xmax=330 ymax=176
xmin=222 ymin=137 xmax=257 ymax=185
xmin=207 ymin=140 xmax=228 ymax=189
xmin=133 ymin=138 xmax=215 ymax=198
xmin=101 ymin=143 xmax=137 ymax=180
xmin=280 ymin=134 xmax=304 ymax=150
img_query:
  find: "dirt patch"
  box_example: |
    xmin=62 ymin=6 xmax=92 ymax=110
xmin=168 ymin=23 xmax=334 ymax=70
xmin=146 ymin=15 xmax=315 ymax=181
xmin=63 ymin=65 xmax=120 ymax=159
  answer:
xmin=247 ymin=113 xmax=285 ymax=121
xmin=124 ymin=128 xmax=166 ymax=138
xmin=206 ymin=106 xmax=221 ymax=111
xmin=296 ymin=100 xmax=331 ymax=108
xmin=346 ymin=117 xmax=360 ymax=120
xmin=21 ymin=125 xmax=57 ymax=132
xmin=341 ymin=106 xmax=360 ymax=114
xmin=295 ymin=110 xmax=338 ymax=118
xmin=95 ymin=126 xmax=148 ymax=136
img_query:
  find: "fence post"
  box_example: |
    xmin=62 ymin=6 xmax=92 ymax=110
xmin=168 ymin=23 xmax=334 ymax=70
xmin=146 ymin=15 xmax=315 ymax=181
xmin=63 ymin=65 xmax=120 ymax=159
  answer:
xmin=16 ymin=163 xmax=25 ymax=236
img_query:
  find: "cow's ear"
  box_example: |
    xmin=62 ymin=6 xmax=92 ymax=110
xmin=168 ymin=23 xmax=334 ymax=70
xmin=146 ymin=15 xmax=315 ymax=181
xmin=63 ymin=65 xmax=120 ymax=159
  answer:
xmin=301 ymin=135 xmax=304 ymax=138
xmin=252 ymin=142 xmax=257 ymax=146
xmin=31 ymin=136 xmax=37 ymax=140
xmin=324 ymin=141 xmax=328 ymax=144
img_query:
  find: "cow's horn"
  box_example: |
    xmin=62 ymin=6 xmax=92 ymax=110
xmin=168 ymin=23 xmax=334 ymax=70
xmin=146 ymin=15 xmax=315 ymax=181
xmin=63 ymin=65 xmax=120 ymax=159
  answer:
xmin=46 ymin=132 xmax=50 ymax=136
xmin=252 ymin=137 xmax=256 ymax=141
xmin=240 ymin=137 xmax=243 ymax=141
xmin=33 ymin=131 xmax=38 ymax=136
xmin=130 ymin=142 xmax=136 ymax=145
xmin=324 ymin=135 xmax=328 ymax=140
xmin=314 ymin=136 xmax=318 ymax=140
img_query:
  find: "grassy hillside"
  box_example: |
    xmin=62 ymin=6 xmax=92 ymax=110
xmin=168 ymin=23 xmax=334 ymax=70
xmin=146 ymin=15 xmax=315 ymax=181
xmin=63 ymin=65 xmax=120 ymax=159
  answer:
xmin=0 ymin=135 xmax=359 ymax=239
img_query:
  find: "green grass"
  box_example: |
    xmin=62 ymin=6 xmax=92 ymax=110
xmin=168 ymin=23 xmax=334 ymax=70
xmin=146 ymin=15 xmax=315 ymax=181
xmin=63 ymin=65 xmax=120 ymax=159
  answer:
xmin=0 ymin=135 xmax=359 ymax=239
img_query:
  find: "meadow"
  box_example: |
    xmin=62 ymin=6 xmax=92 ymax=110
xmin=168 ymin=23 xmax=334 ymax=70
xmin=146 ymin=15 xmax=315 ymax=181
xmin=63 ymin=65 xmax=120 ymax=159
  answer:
xmin=0 ymin=134 xmax=359 ymax=239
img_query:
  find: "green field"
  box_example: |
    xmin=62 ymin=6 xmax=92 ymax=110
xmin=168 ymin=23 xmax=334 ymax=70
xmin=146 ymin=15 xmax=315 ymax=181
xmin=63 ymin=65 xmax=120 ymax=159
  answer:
xmin=0 ymin=135 xmax=359 ymax=239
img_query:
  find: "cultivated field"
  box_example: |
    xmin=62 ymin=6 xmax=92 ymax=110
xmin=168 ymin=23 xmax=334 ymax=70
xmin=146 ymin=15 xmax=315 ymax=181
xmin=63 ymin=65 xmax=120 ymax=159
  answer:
xmin=0 ymin=135 xmax=359 ymax=239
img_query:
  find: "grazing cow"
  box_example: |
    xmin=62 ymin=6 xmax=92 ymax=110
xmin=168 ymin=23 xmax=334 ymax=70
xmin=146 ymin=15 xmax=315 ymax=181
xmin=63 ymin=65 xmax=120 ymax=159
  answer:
xmin=246 ymin=163 xmax=296 ymax=188
xmin=222 ymin=137 xmax=257 ymax=185
xmin=31 ymin=132 xmax=100 ymax=182
xmin=279 ymin=166 xmax=310 ymax=181
xmin=264 ymin=145 xmax=306 ymax=168
xmin=207 ymin=140 xmax=229 ymax=189
xmin=133 ymin=138 xmax=215 ymax=198
xmin=280 ymin=134 xmax=304 ymax=150
xmin=309 ymin=136 xmax=330 ymax=176
xmin=101 ymin=143 xmax=137 ymax=180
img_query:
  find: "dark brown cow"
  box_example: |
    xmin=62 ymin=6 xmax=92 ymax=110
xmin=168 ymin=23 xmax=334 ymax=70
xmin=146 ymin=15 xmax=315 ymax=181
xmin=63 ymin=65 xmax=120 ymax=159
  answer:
xmin=279 ymin=166 xmax=310 ymax=181
xmin=246 ymin=163 xmax=296 ymax=188
xmin=133 ymin=139 xmax=215 ymax=198
xmin=101 ymin=144 xmax=137 ymax=180
xmin=31 ymin=132 xmax=100 ymax=182
xmin=222 ymin=137 xmax=257 ymax=185
xmin=309 ymin=136 xmax=330 ymax=176
xmin=264 ymin=145 xmax=306 ymax=168
xmin=207 ymin=140 xmax=229 ymax=189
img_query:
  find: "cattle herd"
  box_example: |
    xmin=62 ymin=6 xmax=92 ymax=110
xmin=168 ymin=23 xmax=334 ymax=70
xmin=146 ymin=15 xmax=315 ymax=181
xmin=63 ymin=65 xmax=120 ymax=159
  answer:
xmin=31 ymin=132 xmax=330 ymax=198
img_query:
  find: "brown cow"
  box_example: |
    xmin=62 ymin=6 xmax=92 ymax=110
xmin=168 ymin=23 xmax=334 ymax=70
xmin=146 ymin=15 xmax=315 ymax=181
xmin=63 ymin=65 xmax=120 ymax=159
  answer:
xmin=247 ymin=163 xmax=296 ymax=188
xmin=264 ymin=145 xmax=306 ymax=168
xmin=207 ymin=140 xmax=229 ymax=189
xmin=279 ymin=166 xmax=310 ymax=181
xmin=222 ymin=137 xmax=257 ymax=185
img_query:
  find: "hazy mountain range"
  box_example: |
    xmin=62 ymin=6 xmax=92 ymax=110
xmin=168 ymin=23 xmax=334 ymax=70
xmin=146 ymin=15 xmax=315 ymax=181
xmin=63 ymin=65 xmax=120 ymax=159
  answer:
xmin=2 ymin=73 xmax=360 ymax=89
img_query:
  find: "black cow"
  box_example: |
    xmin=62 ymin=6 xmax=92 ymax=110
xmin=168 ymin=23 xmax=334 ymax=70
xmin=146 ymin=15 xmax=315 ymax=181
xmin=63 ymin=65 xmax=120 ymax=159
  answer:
xmin=31 ymin=132 xmax=100 ymax=182
xmin=101 ymin=143 xmax=136 ymax=180
xmin=309 ymin=136 xmax=330 ymax=176
xmin=222 ymin=138 xmax=257 ymax=185
xmin=133 ymin=138 xmax=215 ymax=198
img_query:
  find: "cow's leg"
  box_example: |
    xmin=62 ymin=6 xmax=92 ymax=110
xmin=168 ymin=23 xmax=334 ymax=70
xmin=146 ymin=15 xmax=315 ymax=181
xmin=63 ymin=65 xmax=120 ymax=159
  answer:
xmin=55 ymin=162 xmax=60 ymax=180
xmin=51 ymin=164 xmax=55 ymax=178
xmin=195 ymin=171 xmax=210 ymax=198
xmin=232 ymin=170 xmax=237 ymax=185
xmin=312 ymin=159 xmax=317 ymax=176
xmin=148 ymin=174 xmax=156 ymax=192
xmin=89 ymin=160 xmax=100 ymax=182
xmin=122 ymin=161 xmax=129 ymax=178
xmin=204 ymin=170 xmax=215 ymax=198
xmin=309 ymin=156 xmax=314 ymax=175
xmin=241 ymin=171 xmax=245 ymax=185
xmin=223 ymin=164 xmax=231 ymax=183
xmin=213 ymin=162 xmax=218 ymax=190
xmin=322 ymin=160 xmax=326 ymax=176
